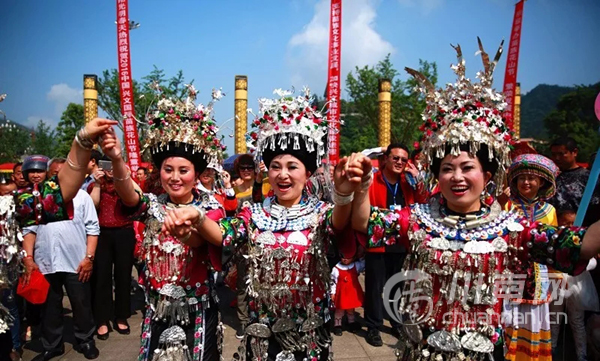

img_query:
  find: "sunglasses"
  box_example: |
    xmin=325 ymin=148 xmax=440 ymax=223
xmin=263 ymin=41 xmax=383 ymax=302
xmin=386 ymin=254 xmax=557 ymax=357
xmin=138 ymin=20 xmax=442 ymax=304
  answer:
xmin=390 ymin=156 xmax=408 ymax=163
xmin=239 ymin=166 xmax=254 ymax=171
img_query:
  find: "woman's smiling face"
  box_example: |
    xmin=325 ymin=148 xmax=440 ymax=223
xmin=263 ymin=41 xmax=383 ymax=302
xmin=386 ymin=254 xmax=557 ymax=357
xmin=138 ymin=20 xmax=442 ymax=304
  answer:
xmin=437 ymin=151 xmax=491 ymax=213
xmin=268 ymin=154 xmax=310 ymax=207
xmin=160 ymin=156 xmax=198 ymax=203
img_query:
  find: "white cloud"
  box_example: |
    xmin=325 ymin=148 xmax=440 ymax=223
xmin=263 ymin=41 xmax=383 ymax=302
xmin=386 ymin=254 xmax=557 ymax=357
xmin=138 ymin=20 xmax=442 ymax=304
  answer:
xmin=22 ymin=83 xmax=82 ymax=129
xmin=397 ymin=0 xmax=443 ymax=15
xmin=46 ymin=83 xmax=82 ymax=115
xmin=287 ymin=0 xmax=395 ymax=92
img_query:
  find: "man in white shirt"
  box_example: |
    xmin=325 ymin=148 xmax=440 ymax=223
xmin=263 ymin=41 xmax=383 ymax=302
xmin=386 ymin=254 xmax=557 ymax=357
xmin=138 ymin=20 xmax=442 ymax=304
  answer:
xmin=23 ymin=188 xmax=100 ymax=361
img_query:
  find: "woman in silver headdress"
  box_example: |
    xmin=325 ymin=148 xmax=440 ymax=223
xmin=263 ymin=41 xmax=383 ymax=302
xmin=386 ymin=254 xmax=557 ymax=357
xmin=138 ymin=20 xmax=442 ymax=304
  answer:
xmin=99 ymin=88 xmax=228 ymax=361
xmin=162 ymin=88 xmax=363 ymax=361
xmin=344 ymin=41 xmax=600 ymax=361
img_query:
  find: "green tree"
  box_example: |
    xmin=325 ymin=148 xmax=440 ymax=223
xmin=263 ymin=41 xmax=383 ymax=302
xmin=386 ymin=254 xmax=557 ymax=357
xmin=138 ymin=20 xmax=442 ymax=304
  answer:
xmin=31 ymin=120 xmax=57 ymax=157
xmin=97 ymin=69 xmax=149 ymax=124
xmin=0 ymin=125 xmax=31 ymax=163
xmin=394 ymin=59 xmax=437 ymax=145
xmin=141 ymin=66 xmax=190 ymax=101
xmin=55 ymin=103 xmax=85 ymax=157
xmin=341 ymin=55 xmax=437 ymax=155
xmin=543 ymin=82 xmax=600 ymax=163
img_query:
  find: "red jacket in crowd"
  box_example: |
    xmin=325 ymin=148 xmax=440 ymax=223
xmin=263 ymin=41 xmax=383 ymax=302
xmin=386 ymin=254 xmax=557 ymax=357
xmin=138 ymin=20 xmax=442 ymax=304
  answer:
xmin=366 ymin=170 xmax=428 ymax=253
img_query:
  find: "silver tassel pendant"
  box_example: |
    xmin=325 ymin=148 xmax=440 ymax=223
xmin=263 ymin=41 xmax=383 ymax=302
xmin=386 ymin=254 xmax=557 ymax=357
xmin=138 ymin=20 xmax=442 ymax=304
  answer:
xmin=201 ymin=294 xmax=209 ymax=310
xmin=293 ymin=135 xmax=300 ymax=150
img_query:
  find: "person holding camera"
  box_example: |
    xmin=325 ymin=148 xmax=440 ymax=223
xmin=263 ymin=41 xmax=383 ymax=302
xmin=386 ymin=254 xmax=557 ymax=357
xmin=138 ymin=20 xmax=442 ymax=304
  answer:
xmin=89 ymin=157 xmax=138 ymax=340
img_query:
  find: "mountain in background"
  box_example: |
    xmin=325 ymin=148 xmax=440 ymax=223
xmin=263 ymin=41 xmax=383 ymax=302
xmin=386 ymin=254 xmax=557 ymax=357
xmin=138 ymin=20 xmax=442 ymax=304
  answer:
xmin=0 ymin=118 xmax=33 ymax=132
xmin=520 ymin=84 xmax=574 ymax=139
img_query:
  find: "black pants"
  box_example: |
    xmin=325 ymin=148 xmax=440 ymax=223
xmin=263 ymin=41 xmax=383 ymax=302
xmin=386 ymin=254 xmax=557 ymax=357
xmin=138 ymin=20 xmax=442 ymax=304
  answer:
xmin=364 ymin=252 xmax=406 ymax=331
xmin=236 ymin=256 xmax=250 ymax=327
xmin=41 ymin=272 xmax=95 ymax=350
xmin=92 ymin=227 xmax=135 ymax=326
xmin=0 ymin=331 xmax=12 ymax=361
xmin=147 ymin=302 xmax=220 ymax=361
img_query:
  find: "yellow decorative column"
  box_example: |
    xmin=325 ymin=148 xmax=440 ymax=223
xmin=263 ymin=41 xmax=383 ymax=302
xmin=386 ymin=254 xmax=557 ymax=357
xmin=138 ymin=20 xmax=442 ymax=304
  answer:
xmin=83 ymin=74 xmax=98 ymax=124
xmin=378 ymin=78 xmax=392 ymax=147
xmin=513 ymin=82 xmax=521 ymax=140
xmin=234 ymin=75 xmax=248 ymax=154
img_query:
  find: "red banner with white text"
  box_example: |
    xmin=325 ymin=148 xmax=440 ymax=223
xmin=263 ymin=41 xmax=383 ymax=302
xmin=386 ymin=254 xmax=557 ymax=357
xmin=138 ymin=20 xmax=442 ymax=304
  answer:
xmin=327 ymin=0 xmax=342 ymax=165
xmin=502 ymin=0 xmax=524 ymax=131
xmin=116 ymin=0 xmax=141 ymax=172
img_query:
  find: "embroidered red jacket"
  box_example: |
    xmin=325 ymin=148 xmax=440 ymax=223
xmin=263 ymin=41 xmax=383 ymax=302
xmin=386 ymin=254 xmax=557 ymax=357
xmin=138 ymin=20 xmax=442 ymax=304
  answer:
xmin=366 ymin=170 xmax=428 ymax=253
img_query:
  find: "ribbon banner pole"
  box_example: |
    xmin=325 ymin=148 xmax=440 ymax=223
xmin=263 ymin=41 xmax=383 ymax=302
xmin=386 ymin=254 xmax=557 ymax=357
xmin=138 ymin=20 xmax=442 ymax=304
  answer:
xmin=502 ymin=0 xmax=525 ymax=131
xmin=116 ymin=0 xmax=141 ymax=172
xmin=575 ymin=91 xmax=600 ymax=226
xmin=327 ymin=0 xmax=342 ymax=165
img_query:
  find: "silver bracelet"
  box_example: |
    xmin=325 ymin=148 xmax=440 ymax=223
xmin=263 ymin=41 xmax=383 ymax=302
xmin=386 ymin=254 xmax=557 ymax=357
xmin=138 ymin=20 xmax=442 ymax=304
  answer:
xmin=113 ymin=170 xmax=131 ymax=182
xmin=178 ymin=231 xmax=192 ymax=242
xmin=75 ymin=128 xmax=94 ymax=150
xmin=361 ymin=170 xmax=373 ymax=190
xmin=66 ymin=155 xmax=84 ymax=171
xmin=332 ymin=189 xmax=354 ymax=206
xmin=191 ymin=205 xmax=207 ymax=228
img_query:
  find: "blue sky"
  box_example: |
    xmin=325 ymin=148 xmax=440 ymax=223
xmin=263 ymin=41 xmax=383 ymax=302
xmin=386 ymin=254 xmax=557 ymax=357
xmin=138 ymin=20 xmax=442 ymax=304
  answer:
xmin=1 ymin=0 xmax=599 ymax=151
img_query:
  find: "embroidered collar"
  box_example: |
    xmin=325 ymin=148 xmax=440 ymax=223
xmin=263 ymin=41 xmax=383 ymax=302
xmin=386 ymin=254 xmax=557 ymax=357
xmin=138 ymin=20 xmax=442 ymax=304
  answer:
xmin=513 ymin=194 xmax=541 ymax=206
xmin=148 ymin=190 xmax=222 ymax=222
xmin=263 ymin=195 xmax=318 ymax=220
xmin=251 ymin=196 xmax=329 ymax=231
xmin=158 ymin=188 xmax=221 ymax=211
xmin=511 ymin=195 xmax=552 ymax=223
xmin=412 ymin=195 xmax=520 ymax=241
xmin=163 ymin=188 xmax=200 ymax=208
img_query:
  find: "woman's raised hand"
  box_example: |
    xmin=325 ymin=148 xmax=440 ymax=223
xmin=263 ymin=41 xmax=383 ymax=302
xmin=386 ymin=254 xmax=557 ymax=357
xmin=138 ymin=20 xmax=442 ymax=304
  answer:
xmin=222 ymin=171 xmax=232 ymax=189
xmin=99 ymin=128 xmax=123 ymax=160
xmin=84 ymin=118 xmax=118 ymax=142
xmin=334 ymin=153 xmax=372 ymax=195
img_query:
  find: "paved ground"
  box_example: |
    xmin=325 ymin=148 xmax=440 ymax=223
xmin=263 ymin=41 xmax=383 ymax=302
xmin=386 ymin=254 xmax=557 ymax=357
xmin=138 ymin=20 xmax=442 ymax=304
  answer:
xmin=20 ymin=274 xmax=579 ymax=361
xmin=21 ymin=274 xmax=403 ymax=361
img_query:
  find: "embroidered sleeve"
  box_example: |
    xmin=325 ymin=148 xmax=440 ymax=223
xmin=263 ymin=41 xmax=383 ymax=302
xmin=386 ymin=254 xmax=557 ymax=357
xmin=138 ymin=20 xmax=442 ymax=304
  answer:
xmin=526 ymin=223 xmax=587 ymax=275
xmin=14 ymin=176 xmax=71 ymax=227
xmin=220 ymin=207 xmax=251 ymax=248
xmin=115 ymin=190 xmax=150 ymax=222
xmin=366 ymin=206 xmax=410 ymax=248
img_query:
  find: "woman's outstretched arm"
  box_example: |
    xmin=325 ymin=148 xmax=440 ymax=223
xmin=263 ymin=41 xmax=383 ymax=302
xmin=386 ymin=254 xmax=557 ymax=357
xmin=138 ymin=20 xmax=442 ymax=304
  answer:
xmin=58 ymin=118 xmax=117 ymax=203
